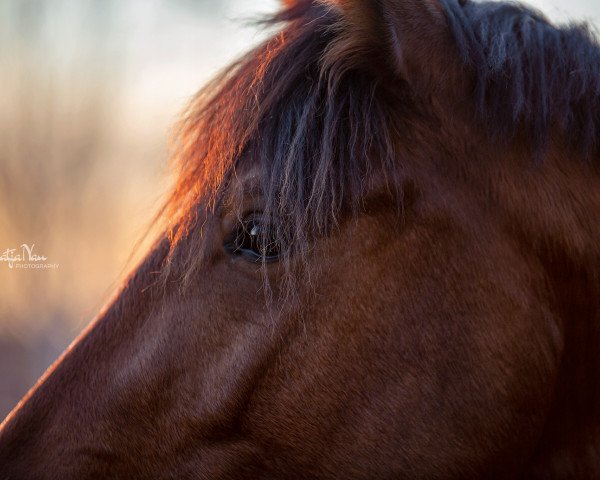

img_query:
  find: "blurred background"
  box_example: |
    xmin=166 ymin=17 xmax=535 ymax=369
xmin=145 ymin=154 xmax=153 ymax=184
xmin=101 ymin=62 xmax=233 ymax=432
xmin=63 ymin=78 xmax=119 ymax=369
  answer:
xmin=0 ymin=0 xmax=598 ymax=420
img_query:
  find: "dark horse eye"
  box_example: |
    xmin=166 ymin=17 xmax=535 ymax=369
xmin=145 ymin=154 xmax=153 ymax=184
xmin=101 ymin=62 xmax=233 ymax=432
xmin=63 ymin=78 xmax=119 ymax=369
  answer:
xmin=224 ymin=214 xmax=281 ymax=262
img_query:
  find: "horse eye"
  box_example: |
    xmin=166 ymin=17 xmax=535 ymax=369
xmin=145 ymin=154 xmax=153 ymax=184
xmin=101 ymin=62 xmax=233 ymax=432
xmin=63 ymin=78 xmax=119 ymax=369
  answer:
xmin=224 ymin=214 xmax=281 ymax=262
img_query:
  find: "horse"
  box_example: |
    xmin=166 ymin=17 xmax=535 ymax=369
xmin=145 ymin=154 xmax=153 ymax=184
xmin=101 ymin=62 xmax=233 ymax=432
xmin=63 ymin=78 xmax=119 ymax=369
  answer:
xmin=1 ymin=0 xmax=599 ymax=477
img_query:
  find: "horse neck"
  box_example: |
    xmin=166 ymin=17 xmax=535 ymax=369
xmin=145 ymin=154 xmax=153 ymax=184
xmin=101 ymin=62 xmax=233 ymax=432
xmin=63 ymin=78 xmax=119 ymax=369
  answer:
xmin=483 ymin=142 xmax=600 ymax=477
xmin=536 ymin=202 xmax=600 ymax=477
xmin=531 ymin=237 xmax=600 ymax=477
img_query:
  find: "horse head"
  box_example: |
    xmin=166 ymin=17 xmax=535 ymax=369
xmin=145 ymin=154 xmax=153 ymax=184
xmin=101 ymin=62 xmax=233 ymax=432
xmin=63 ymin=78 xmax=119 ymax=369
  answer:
xmin=1 ymin=0 xmax=599 ymax=477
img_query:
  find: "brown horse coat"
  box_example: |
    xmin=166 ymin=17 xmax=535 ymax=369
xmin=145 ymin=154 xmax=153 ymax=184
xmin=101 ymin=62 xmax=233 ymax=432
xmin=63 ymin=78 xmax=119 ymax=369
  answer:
xmin=1 ymin=0 xmax=600 ymax=478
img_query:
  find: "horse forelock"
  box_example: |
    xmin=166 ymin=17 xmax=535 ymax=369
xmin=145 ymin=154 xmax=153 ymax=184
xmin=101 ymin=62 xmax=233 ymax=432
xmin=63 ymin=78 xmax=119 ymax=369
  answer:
xmin=162 ymin=1 xmax=407 ymax=284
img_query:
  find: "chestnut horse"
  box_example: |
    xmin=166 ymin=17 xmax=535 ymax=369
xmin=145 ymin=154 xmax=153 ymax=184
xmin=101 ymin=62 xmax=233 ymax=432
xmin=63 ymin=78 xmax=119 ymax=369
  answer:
xmin=1 ymin=0 xmax=600 ymax=478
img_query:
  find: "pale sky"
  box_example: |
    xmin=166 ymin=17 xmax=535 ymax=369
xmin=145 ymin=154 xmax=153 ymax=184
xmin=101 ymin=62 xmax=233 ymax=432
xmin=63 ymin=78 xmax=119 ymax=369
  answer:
xmin=524 ymin=0 xmax=600 ymax=24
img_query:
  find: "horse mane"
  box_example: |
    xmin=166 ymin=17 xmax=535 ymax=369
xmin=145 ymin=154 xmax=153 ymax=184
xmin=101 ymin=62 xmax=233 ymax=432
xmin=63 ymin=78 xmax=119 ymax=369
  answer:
xmin=164 ymin=0 xmax=600 ymax=276
xmin=444 ymin=0 xmax=600 ymax=153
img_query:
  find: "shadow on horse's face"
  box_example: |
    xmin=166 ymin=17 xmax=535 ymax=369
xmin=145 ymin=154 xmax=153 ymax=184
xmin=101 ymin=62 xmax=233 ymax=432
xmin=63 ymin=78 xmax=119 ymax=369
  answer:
xmin=2 ymin=0 xmax=600 ymax=478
